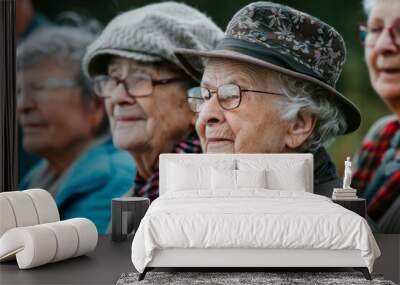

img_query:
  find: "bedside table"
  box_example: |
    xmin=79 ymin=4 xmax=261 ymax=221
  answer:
xmin=332 ymin=198 xmax=366 ymax=218
xmin=112 ymin=197 xmax=150 ymax=242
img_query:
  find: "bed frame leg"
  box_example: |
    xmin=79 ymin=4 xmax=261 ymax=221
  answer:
xmin=354 ymin=267 xmax=371 ymax=280
xmin=138 ymin=268 xmax=147 ymax=281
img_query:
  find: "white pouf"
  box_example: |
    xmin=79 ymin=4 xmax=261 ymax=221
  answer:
xmin=0 ymin=218 xmax=98 ymax=269
xmin=0 ymin=191 xmax=39 ymax=228
xmin=67 ymin=218 xmax=98 ymax=257
xmin=0 ymin=225 xmax=57 ymax=268
xmin=0 ymin=196 xmax=17 ymax=237
xmin=24 ymin=189 xmax=60 ymax=224
xmin=42 ymin=221 xmax=79 ymax=262
xmin=0 ymin=189 xmax=60 ymax=238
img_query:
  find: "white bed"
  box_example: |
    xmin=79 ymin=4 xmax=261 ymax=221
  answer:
xmin=131 ymin=154 xmax=380 ymax=280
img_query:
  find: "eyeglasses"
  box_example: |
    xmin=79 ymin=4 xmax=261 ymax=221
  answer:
xmin=358 ymin=22 xmax=400 ymax=49
xmin=92 ymin=73 xmax=187 ymax=98
xmin=187 ymin=83 xmax=284 ymax=113
xmin=17 ymin=78 xmax=78 ymax=98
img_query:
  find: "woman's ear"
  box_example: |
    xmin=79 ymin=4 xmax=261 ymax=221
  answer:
xmin=284 ymin=111 xmax=316 ymax=150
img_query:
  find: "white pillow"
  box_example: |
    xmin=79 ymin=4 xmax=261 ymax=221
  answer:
xmin=211 ymin=169 xmax=267 ymax=190
xmin=167 ymin=159 xmax=236 ymax=192
xmin=238 ymin=160 xmax=309 ymax=192
xmin=236 ymin=169 xmax=267 ymax=189
xmin=211 ymin=168 xmax=236 ymax=190
xmin=266 ymin=162 xmax=307 ymax=191
xmin=167 ymin=162 xmax=210 ymax=191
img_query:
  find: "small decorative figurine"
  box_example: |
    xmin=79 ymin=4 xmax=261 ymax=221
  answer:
xmin=333 ymin=157 xmax=358 ymax=199
xmin=343 ymin=156 xmax=353 ymax=190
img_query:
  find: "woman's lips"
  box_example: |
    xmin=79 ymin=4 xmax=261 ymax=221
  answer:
xmin=21 ymin=122 xmax=46 ymax=127
xmin=115 ymin=116 xmax=144 ymax=122
xmin=20 ymin=121 xmax=47 ymax=128
xmin=378 ymin=68 xmax=400 ymax=81
xmin=380 ymin=67 xmax=400 ymax=72
xmin=21 ymin=123 xmax=48 ymax=134
xmin=207 ymin=137 xmax=234 ymax=144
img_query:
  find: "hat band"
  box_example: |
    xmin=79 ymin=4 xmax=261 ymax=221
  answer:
xmin=217 ymin=37 xmax=327 ymax=84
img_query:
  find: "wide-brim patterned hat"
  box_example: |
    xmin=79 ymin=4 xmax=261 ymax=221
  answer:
xmin=174 ymin=1 xmax=361 ymax=135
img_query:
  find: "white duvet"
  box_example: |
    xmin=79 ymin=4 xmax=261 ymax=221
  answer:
xmin=131 ymin=189 xmax=380 ymax=273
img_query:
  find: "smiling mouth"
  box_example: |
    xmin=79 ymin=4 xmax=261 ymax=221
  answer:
xmin=21 ymin=123 xmax=47 ymax=134
xmin=21 ymin=122 xmax=47 ymax=129
xmin=379 ymin=68 xmax=400 ymax=74
xmin=115 ymin=116 xmax=144 ymax=122
xmin=207 ymin=138 xmax=234 ymax=144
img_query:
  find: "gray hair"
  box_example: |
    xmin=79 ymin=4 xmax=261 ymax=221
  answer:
xmin=17 ymin=26 xmax=97 ymax=69
xmin=17 ymin=12 xmax=103 ymax=100
xmin=278 ymin=74 xmax=348 ymax=153
xmin=17 ymin=24 xmax=98 ymax=105
xmin=362 ymin=0 xmax=377 ymax=15
xmin=17 ymin=17 xmax=109 ymax=136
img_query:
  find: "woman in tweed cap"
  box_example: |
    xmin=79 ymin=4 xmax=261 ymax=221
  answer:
xmin=83 ymin=2 xmax=223 ymax=201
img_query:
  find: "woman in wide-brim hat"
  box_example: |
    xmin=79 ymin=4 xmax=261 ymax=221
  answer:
xmin=175 ymin=1 xmax=361 ymax=197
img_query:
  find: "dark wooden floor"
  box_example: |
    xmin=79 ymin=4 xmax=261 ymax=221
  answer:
xmin=0 ymin=234 xmax=398 ymax=284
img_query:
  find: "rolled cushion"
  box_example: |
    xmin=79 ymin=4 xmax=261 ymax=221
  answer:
xmin=0 ymin=225 xmax=57 ymax=268
xmin=0 ymin=189 xmax=60 ymax=238
xmin=0 ymin=191 xmax=39 ymax=227
xmin=0 ymin=196 xmax=17 ymax=237
xmin=66 ymin=218 xmax=98 ymax=257
xmin=42 ymin=222 xmax=79 ymax=262
xmin=0 ymin=218 xmax=98 ymax=269
xmin=24 ymin=189 xmax=59 ymax=224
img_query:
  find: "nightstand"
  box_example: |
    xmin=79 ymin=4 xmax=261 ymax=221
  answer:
xmin=111 ymin=197 xmax=150 ymax=242
xmin=332 ymin=198 xmax=366 ymax=218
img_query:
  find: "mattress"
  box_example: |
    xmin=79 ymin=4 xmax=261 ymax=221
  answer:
xmin=131 ymin=189 xmax=380 ymax=273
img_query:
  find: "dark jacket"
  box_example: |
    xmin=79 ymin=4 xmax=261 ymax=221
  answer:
xmin=313 ymin=147 xmax=341 ymax=197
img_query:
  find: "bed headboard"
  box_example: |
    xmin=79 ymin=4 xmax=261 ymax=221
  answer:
xmin=159 ymin=153 xmax=314 ymax=195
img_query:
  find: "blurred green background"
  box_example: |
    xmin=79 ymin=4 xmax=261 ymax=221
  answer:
xmin=32 ymin=0 xmax=391 ymax=174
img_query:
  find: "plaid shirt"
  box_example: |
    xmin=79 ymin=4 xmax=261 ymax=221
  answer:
xmin=133 ymin=130 xmax=202 ymax=201
xmin=352 ymin=116 xmax=400 ymax=223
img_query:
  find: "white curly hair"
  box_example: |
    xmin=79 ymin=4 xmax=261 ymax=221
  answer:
xmin=276 ymin=74 xmax=348 ymax=153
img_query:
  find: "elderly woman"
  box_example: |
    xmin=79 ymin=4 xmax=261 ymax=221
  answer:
xmin=352 ymin=0 xmax=400 ymax=233
xmin=18 ymin=25 xmax=135 ymax=233
xmin=82 ymin=2 xmax=223 ymax=201
xmin=175 ymin=2 xmax=361 ymax=196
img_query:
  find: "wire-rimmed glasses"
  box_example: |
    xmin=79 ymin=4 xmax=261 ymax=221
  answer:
xmin=358 ymin=21 xmax=400 ymax=49
xmin=187 ymin=83 xmax=284 ymax=113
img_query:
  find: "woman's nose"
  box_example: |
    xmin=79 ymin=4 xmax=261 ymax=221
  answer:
xmin=197 ymin=95 xmax=225 ymax=127
xmin=16 ymin=90 xmax=36 ymax=113
xmin=374 ymin=28 xmax=398 ymax=54
xmin=109 ymin=83 xmax=137 ymax=106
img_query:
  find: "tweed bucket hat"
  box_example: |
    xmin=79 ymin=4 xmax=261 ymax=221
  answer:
xmin=175 ymin=1 xmax=361 ymax=134
xmin=82 ymin=2 xmax=223 ymax=78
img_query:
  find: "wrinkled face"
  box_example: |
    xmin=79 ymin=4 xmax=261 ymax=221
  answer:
xmin=104 ymin=57 xmax=194 ymax=153
xmin=17 ymin=60 xmax=96 ymax=156
xmin=197 ymin=58 xmax=292 ymax=153
xmin=365 ymin=0 xmax=400 ymax=103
